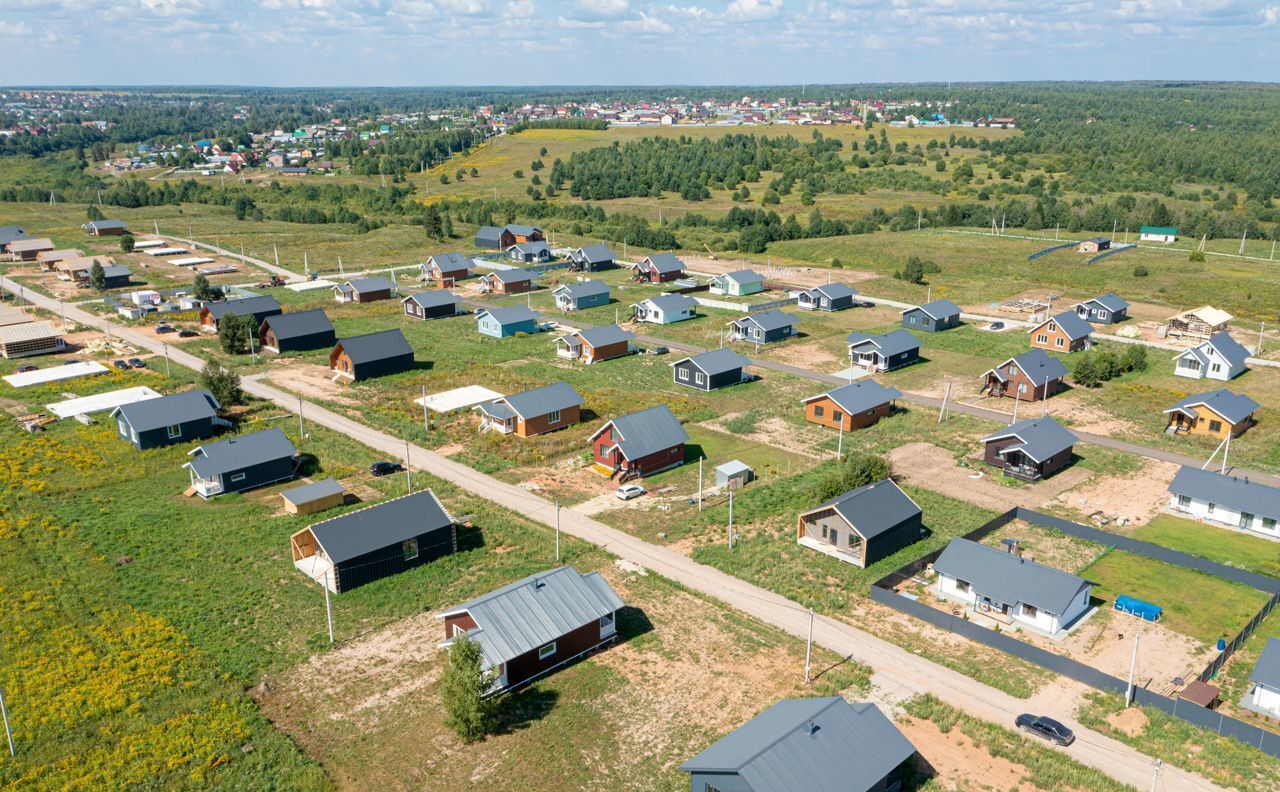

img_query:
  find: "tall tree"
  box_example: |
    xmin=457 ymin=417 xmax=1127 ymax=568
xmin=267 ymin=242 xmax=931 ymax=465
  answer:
xmin=441 ymin=633 xmax=495 ymax=743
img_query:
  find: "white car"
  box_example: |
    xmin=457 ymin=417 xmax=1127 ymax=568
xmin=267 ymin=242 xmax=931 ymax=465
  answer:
xmin=615 ymin=484 xmax=646 ymax=501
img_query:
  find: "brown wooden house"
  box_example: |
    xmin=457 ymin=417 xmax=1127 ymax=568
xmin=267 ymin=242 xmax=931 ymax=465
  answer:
xmin=982 ymin=349 xmax=1068 ymax=402
xmin=333 ymin=277 xmax=395 ymax=304
xmin=475 ymin=381 xmax=583 ymax=437
xmin=632 ymin=253 xmax=686 ymax=283
xmin=590 ymin=404 xmax=689 ymax=480
xmin=1029 ymin=311 xmax=1093 ymax=354
xmin=479 ymin=268 xmax=536 ymax=295
xmin=555 ymin=324 xmax=635 ymax=365
xmin=1163 ymin=389 xmax=1259 ymax=440
xmin=802 ymin=380 xmax=901 ymax=432
xmin=982 ymin=418 xmax=1078 ymax=481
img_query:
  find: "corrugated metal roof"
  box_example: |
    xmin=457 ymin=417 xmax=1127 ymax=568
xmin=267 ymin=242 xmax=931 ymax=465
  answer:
xmin=505 ymin=224 xmax=541 ymax=236
xmin=186 ymin=428 xmax=296 ymax=478
xmin=337 ymin=329 xmax=413 ymax=365
xmin=573 ymin=324 xmax=634 ymax=348
xmin=113 ymin=389 xmax=219 ymax=432
xmin=489 ymin=268 xmax=537 ymax=283
xmin=263 ymin=309 xmax=334 ymax=340
xmin=404 ymin=290 xmax=459 ymax=309
xmin=1168 ymin=466 xmax=1280 ymax=523
xmin=717 ymin=269 xmax=765 ymax=286
xmin=0 ymin=226 xmax=29 ymax=246
xmin=813 ymin=478 xmax=920 ymax=540
xmin=1080 ymin=293 xmax=1129 ymax=313
xmin=643 ymin=253 xmax=684 ymax=273
xmin=281 ymin=478 xmax=346 ymax=507
xmin=993 ymin=349 xmax=1068 ymax=387
xmin=308 ymin=489 xmax=452 ymax=564
xmin=1252 ymin=638 xmax=1280 ymax=690
xmin=737 ymin=310 xmax=795 ymax=333
xmin=341 ymin=276 xmax=394 ymax=294
xmin=912 ymin=298 xmax=961 ymax=320
xmin=644 ymin=293 xmax=696 ymax=312
xmin=678 ymin=697 xmax=915 ymax=792
xmin=555 ymin=280 xmax=610 ymax=300
xmin=510 ymin=241 xmax=550 ymax=255
xmin=673 ymin=347 xmax=749 ymax=377
xmin=0 ymin=320 xmax=62 ymax=344
xmin=592 ymin=404 xmax=689 ymax=461
xmin=6 ymin=238 xmax=53 ymax=252
xmin=809 ymin=380 xmax=901 ymax=414
xmin=804 ymin=282 xmax=856 ymax=300
xmin=982 ymin=417 xmax=1077 ymax=463
xmin=933 ymin=538 xmax=1090 ymax=616
xmin=1038 ymin=311 xmax=1093 ymax=341
xmin=574 ymin=244 xmax=613 ymax=263
xmin=84 ymin=220 xmax=127 ymax=231
xmin=477 ymin=305 xmax=541 ymax=325
xmin=845 ymin=329 xmax=920 ymax=357
xmin=491 ymin=381 xmax=583 ymax=419
xmin=448 ymin=566 xmax=623 ymax=670
xmin=1165 ymin=389 xmax=1259 ymax=425
xmin=1202 ymin=332 xmax=1251 ymax=368
xmin=427 ymin=252 xmax=470 ymax=271
xmin=203 ymin=295 xmax=282 ymax=320
xmin=475 ymin=225 xmax=504 ymax=242
xmin=100 ymin=265 xmax=131 ymax=279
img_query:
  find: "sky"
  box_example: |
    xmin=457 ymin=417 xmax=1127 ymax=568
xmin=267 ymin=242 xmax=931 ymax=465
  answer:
xmin=3 ymin=0 xmax=1280 ymax=86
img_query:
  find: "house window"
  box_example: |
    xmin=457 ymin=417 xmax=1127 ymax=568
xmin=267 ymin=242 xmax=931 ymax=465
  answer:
xmin=1207 ymin=502 xmax=1216 ymax=514
xmin=1264 ymin=518 xmax=1276 ymax=531
xmin=908 ymin=315 xmax=918 ymax=325
xmin=1055 ymin=337 xmax=1065 ymax=348
xmin=678 ymin=367 xmax=689 ymax=381
xmin=1017 ymin=382 xmax=1028 ymax=394
xmin=813 ymin=405 xmax=825 ymax=418
xmin=119 ymin=420 xmax=128 ymax=437
xmin=832 ymin=411 xmax=844 ymax=423
xmin=1022 ymin=603 xmax=1039 ymax=619
xmin=538 ymin=642 xmax=556 ymax=660
xmin=1007 ymin=364 xmax=1018 ymax=376
xmin=167 ymin=424 xmax=181 ymax=439
xmin=695 ymin=372 xmax=705 ymax=386
xmin=1097 ymin=311 xmax=1108 ymax=320
xmin=1208 ymin=420 xmax=1223 ymax=433
xmin=1035 ymin=334 xmax=1048 ymax=344
xmin=1048 ymin=322 xmax=1057 ymax=332
xmin=549 ymin=409 xmax=561 ymax=424
xmin=450 ymin=622 xmax=467 ymax=638
xmin=403 ymin=538 xmax=419 ymax=561
xmin=955 ymin=579 xmax=971 ymax=594
xmin=1178 ymin=494 xmax=1191 ymax=508
xmin=1211 ymin=363 xmax=1222 ymax=373
xmin=821 ymin=525 xmax=829 ymax=540
xmin=670 ymin=448 xmax=680 ymax=456
xmin=229 ymin=472 xmax=246 ymax=483
xmin=600 ymin=612 xmax=615 ymax=631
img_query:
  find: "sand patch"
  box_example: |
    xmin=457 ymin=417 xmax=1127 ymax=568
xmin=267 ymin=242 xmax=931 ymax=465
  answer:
xmin=897 ymin=717 xmax=1039 ymax=792
xmin=1051 ymin=458 xmax=1179 ymax=526
xmin=886 ymin=441 xmax=1092 ymax=513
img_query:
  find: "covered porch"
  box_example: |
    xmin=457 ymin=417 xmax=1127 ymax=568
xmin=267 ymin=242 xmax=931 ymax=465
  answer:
xmin=555 ymin=336 xmax=581 ymax=360
xmin=185 ymin=466 xmax=224 ymax=498
xmin=291 ymin=528 xmax=338 ymax=592
xmin=797 ymin=535 xmax=866 ymax=566
xmin=996 ymin=447 xmax=1043 ymax=481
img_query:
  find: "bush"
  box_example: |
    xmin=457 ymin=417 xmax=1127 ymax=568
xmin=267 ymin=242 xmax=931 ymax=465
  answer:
xmin=1072 ymin=343 xmax=1146 ymax=388
xmin=1189 ymin=249 xmax=1206 ymax=262
xmin=894 ymin=255 xmax=941 ymax=285
xmin=200 ymin=361 xmax=242 ymax=406
xmin=1132 ymin=264 xmax=1149 ymax=277
xmin=120 ymin=233 xmax=135 ymax=253
xmin=441 ymin=632 xmax=495 ymax=743
xmin=810 ymin=452 xmax=890 ymax=503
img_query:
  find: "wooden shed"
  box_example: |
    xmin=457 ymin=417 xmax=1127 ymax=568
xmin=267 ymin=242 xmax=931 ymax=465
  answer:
xmin=280 ymin=478 xmax=347 ymax=515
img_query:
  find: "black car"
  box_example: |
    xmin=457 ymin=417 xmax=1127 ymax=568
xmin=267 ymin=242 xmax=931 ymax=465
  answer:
xmin=177 ymin=329 xmax=198 ymax=338
xmin=645 ymin=346 xmax=669 ymax=356
xmin=1015 ymin=714 xmax=1075 ymax=746
xmin=112 ymin=359 xmax=130 ymax=370
xmin=156 ymin=324 xmax=175 ymax=334
xmin=370 ymin=461 xmax=403 ymax=477
xmin=14 ymin=365 xmax=37 ymax=373
xmin=128 ymin=358 xmax=146 ymax=369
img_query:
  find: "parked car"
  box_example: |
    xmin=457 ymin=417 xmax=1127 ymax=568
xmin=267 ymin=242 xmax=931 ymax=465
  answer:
xmin=986 ymin=321 xmax=1005 ymax=332
xmin=14 ymin=365 xmax=37 ymax=373
xmin=112 ymin=359 xmax=130 ymax=370
xmin=1015 ymin=714 xmax=1075 ymax=746
xmin=156 ymin=324 xmax=175 ymax=334
xmin=128 ymin=358 xmax=146 ymax=368
xmin=645 ymin=346 xmax=669 ymax=356
xmin=177 ymin=329 xmax=198 ymax=338
xmin=615 ymin=484 xmax=646 ymax=501
xmin=370 ymin=461 xmax=403 ymax=477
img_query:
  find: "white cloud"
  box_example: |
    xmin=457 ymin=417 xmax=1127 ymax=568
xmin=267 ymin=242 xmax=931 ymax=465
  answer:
xmin=724 ymin=0 xmax=782 ymax=20
xmin=0 ymin=20 xmax=32 ymax=36
xmin=618 ymin=9 xmax=673 ymax=30
xmin=576 ymin=0 xmax=630 ymax=15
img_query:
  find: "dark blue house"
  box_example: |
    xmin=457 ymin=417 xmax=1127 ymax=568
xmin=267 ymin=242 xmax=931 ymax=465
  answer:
xmin=901 ymin=298 xmax=961 ymax=332
xmin=112 ymin=389 xmax=220 ymax=450
xmin=258 ymin=309 xmax=336 ymax=353
xmin=184 ymin=428 xmax=298 ymax=498
xmin=330 ymin=329 xmax=415 ymax=383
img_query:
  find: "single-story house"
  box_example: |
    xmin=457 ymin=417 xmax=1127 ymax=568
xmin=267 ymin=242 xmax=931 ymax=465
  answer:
xmin=184 ymin=428 xmax=298 ymax=499
xmin=1076 ymin=237 xmax=1111 ymax=254
xmin=796 ymin=478 xmax=923 ymax=568
xmin=553 ymin=280 xmax=611 ymax=311
xmin=632 ymin=253 xmax=685 ymax=283
xmin=934 ymin=538 xmax=1093 ymax=636
xmin=632 ymin=293 xmax=697 ymax=324
xmin=845 ymin=329 xmax=921 ymax=372
xmin=479 ymin=268 xmax=537 ymax=295
xmin=591 ymin=404 xmax=689 ymax=480
xmin=113 ymin=389 xmax=220 ymax=450
xmin=796 ymin=282 xmax=856 ymax=312
xmin=709 ymin=269 xmax=765 ymax=297
xmin=291 ymin=489 xmax=456 ymax=593
xmin=802 ymin=380 xmax=902 ymax=432
xmin=333 ymin=276 xmax=395 ymax=304
xmin=556 ymin=324 xmax=635 ymax=365
xmin=680 ymin=697 xmax=917 ymax=792
xmin=280 ymin=478 xmax=347 ymax=516
xmin=421 ymin=252 xmax=471 ymax=283
xmin=715 ymin=460 xmax=754 ymax=490
xmin=36 ymin=248 xmax=83 ymax=270
xmin=199 ymin=295 xmax=283 ymax=331
xmin=0 ymin=226 xmax=32 ymax=252
xmin=901 ymin=298 xmax=961 ymax=332
xmin=672 ymin=348 xmax=750 ymax=391
xmin=981 ymin=417 xmax=1078 ymax=481
xmin=1175 ymin=332 xmax=1250 ymax=382
xmin=83 ymin=219 xmax=129 ymax=236
xmin=1248 ymin=639 xmax=1280 ymax=718
xmin=7 ymin=238 xmax=54 ymax=261
xmin=474 ymin=224 xmax=543 ymax=249
xmin=1140 ymin=226 xmax=1178 ymax=243
xmin=95 ymin=264 xmax=132 ymax=289
xmin=402 ymin=290 xmax=461 ymax=321
xmin=1029 ymin=311 xmax=1093 ymax=354
xmin=1073 ymin=293 xmax=1129 ymax=325
xmin=729 ymin=310 xmax=797 ymax=345
xmin=476 ymin=381 xmax=583 ymax=437
xmin=1168 ymin=306 xmax=1232 ymax=342
xmin=1164 ymin=389 xmax=1259 ymax=440
xmin=568 ymin=244 xmax=615 ymax=271
xmin=437 ymin=566 xmax=623 ymax=694
xmin=0 ymin=320 xmax=66 ymax=359
xmin=329 ymin=329 xmax=415 ymax=382
xmin=506 ymin=240 xmax=552 ymax=264
xmin=1167 ymin=465 xmax=1280 ymax=537
xmin=505 ymin=224 xmax=544 ymax=244
xmin=476 ymin=305 xmax=541 ymax=338
xmin=258 ymin=309 xmax=336 ymax=353
xmin=54 ymin=255 xmax=115 ymax=283
xmin=982 ymin=349 xmax=1069 ymax=401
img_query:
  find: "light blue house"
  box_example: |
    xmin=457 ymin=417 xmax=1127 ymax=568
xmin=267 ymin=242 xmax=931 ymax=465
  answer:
xmin=476 ymin=305 xmax=541 ymax=338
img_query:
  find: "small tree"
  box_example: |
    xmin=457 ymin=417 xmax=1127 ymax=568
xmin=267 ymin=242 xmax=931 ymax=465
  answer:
xmin=120 ymin=233 xmax=135 ymax=253
xmin=439 ymin=173 xmax=450 ymax=185
xmin=1132 ymin=264 xmax=1149 ymax=277
xmin=200 ymin=361 xmax=243 ymax=406
xmin=1123 ymin=344 xmax=1148 ymax=373
xmin=469 ymin=167 xmax=478 ymax=178
xmin=441 ymin=632 xmax=495 ymax=743
xmin=89 ymin=261 xmax=108 ymax=291
xmin=218 ymin=313 xmax=256 ymax=355
xmin=193 ymin=274 xmax=222 ymax=302
xmin=86 ymin=204 xmax=104 ymax=221
xmin=1189 ymin=249 xmax=1206 ymax=263
xmin=811 ymin=452 xmax=891 ymax=502
xmin=1072 ymin=354 xmax=1103 ymax=388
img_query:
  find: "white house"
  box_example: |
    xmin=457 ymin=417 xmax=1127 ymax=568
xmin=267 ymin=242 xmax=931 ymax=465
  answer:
xmin=1139 ymin=226 xmax=1178 ymax=243
xmin=631 ymin=293 xmax=697 ymax=325
xmin=1174 ymin=332 xmax=1250 ymax=381
xmin=709 ymin=269 xmax=765 ymax=297
xmin=1166 ymin=465 xmax=1280 ymax=538
xmin=933 ymin=538 xmax=1092 ymax=636
xmin=1249 ymin=639 xmax=1280 ymax=717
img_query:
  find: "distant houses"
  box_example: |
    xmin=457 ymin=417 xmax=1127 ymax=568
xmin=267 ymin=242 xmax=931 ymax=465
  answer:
xmin=333 ymin=277 xmax=395 ymax=304
xmin=632 ymin=253 xmax=685 ymax=283
xmin=1029 ymin=311 xmax=1093 ymax=354
xmin=258 ymin=309 xmax=336 ymax=353
xmin=590 ymin=404 xmax=689 ymax=479
xmin=0 ymin=226 xmax=32 ymax=252
xmin=981 ymin=349 xmax=1069 ymax=401
xmin=402 ymin=290 xmax=462 ymax=321
xmin=901 ymin=298 xmax=961 ymax=332
xmin=291 ymin=489 xmax=457 ymax=593
xmin=507 ymin=240 xmax=552 ymax=264
xmin=845 ymin=329 xmax=920 ymax=372
xmin=183 ymin=428 xmax=298 ymax=499
xmin=474 ymin=224 xmax=543 ymax=250
xmin=1174 ymin=332 xmax=1250 ymax=381
xmin=113 ymin=389 xmax=220 ymax=450
xmin=553 ymin=280 xmax=611 ymax=311
xmin=7 ymin=238 xmax=54 ymax=261
xmin=632 ymin=293 xmax=697 ymax=324
xmin=476 ymin=305 xmax=540 ymax=338
xmin=568 ymin=244 xmax=615 ymax=271
xmin=671 ymin=348 xmax=750 ymax=391
xmin=476 ymin=382 xmax=584 ymax=437
xmin=437 ymin=566 xmax=624 ymax=695
xmin=1167 ymin=466 xmax=1280 ymax=538
xmin=1073 ymin=293 xmax=1129 ymax=325
xmin=728 ymin=310 xmax=796 ymax=345
xmin=1140 ymin=226 xmax=1178 ymax=243
xmin=199 ymin=295 xmax=283 ymax=331
xmin=1163 ymin=389 xmax=1258 ymax=439
xmin=329 ymin=329 xmax=414 ymax=383
xmin=796 ymin=478 xmax=922 ymax=567
xmin=421 ymin=252 xmax=472 ymax=284
xmin=709 ymin=269 xmax=765 ymax=297
xmin=1167 ymin=306 xmax=1232 ymax=342
xmin=479 ymin=268 xmax=537 ymax=295
xmin=981 ymin=417 xmax=1078 ymax=481
xmin=0 ymin=320 xmax=65 ymax=359
xmin=1076 ymin=237 xmax=1110 ymax=254
xmin=802 ymin=380 xmax=901 ymax=432
xmin=555 ymin=324 xmax=635 ymax=365
xmin=82 ymin=219 xmax=129 ymax=236
xmin=796 ymin=282 xmax=856 ymax=312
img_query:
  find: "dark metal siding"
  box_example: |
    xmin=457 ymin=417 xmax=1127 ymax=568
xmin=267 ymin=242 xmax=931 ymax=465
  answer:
xmin=504 ymin=618 xmax=607 ymax=689
xmin=352 ymin=352 xmax=415 ymax=381
xmin=272 ymin=329 xmax=336 ymax=353
xmin=132 ymin=417 xmax=216 ymax=450
xmin=863 ymin=512 xmax=924 ymax=567
xmin=334 ymin=524 xmax=457 ymax=593
xmin=220 ymin=456 xmax=296 ymax=495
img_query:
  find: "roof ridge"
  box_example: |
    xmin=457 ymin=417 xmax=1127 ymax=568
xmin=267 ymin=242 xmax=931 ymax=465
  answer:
xmin=735 ymin=697 xmax=843 ymax=769
xmin=309 ymin=487 xmax=447 ymax=530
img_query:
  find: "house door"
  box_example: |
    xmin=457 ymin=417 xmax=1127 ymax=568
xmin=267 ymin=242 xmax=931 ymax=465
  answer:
xmin=1242 ymin=512 xmax=1255 ymax=530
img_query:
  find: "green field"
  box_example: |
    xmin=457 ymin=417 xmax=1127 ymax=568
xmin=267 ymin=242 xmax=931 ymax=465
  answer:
xmin=1132 ymin=515 xmax=1280 ymax=577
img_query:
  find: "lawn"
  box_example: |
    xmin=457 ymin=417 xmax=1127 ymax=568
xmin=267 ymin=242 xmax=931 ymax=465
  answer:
xmin=1132 ymin=514 xmax=1280 ymax=578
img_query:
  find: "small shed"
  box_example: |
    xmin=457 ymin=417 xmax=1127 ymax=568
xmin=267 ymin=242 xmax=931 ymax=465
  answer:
xmin=281 ymin=478 xmax=347 ymax=515
xmin=1179 ymin=680 xmax=1220 ymax=710
xmin=715 ymin=460 xmax=754 ymax=490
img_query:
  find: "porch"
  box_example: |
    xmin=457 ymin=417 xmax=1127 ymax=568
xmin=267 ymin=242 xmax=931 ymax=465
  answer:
xmin=556 ymin=338 xmax=581 ymax=360
xmin=294 ymin=554 xmax=337 ymax=592
xmin=797 ymin=535 xmax=866 ymax=567
xmin=188 ymin=468 xmax=224 ymax=498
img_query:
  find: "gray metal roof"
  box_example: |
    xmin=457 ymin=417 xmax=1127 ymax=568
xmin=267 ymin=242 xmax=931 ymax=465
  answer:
xmin=643 ymin=253 xmax=684 ymax=273
xmin=0 ymin=226 xmax=30 ymax=246
xmin=673 ymin=347 xmax=750 ymax=377
xmin=1203 ymin=332 xmax=1251 ymax=369
xmin=643 ymin=292 xmax=696 ymax=312
xmin=489 ymin=381 xmax=583 ymax=419
xmin=1252 ymin=638 xmax=1280 ymax=690
xmin=982 ymin=417 xmax=1077 ymax=463
xmin=574 ymin=244 xmax=613 ymax=263
xmin=203 ymin=295 xmax=282 ymax=320
xmin=404 ymin=290 xmax=459 ymax=309
xmin=1168 ymin=466 xmax=1280 ymax=523
xmin=84 ymin=220 xmax=127 ymax=231
xmin=811 ymin=479 xmax=920 ymax=540
xmin=717 ymin=269 xmax=765 ymax=286
xmin=555 ymin=280 xmax=610 ymax=300
xmin=340 ymin=276 xmax=394 ymax=294
xmin=910 ymin=298 xmax=961 ymax=321
xmin=186 ymin=428 xmax=296 ymax=478
xmin=427 ymin=252 xmax=470 ymax=271
xmin=1079 ymin=293 xmax=1129 ymax=313
xmin=281 ymin=478 xmax=346 ymax=507
xmin=100 ymin=265 xmax=131 ymax=279
xmin=678 ymin=697 xmax=915 ymax=792
xmin=736 ymin=310 xmax=795 ymax=333
xmin=933 ymin=538 xmax=1090 ymax=616
xmin=263 ymin=309 xmax=334 ymax=340
xmin=475 ymin=225 xmax=504 ymax=242
xmin=446 ymin=566 xmax=623 ymax=670
xmin=308 ymin=489 xmax=452 ymax=564
xmin=716 ymin=460 xmax=752 ymax=477
xmin=809 ymin=380 xmax=902 ymax=415
xmin=510 ymin=240 xmax=550 ymax=255
xmin=804 ymin=282 xmax=856 ymax=300
xmin=506 ymin=224 xmax=541 ymax=236
xmin=477 ymin=305 xmax=540 ymax=325
xmin=488 ymin=268 xmax=537 ymax=283
xmin=993 ymin=349 xmax=1069 ymax=386
xmin=592 ymin=404 xmax=689 ymax=461
xmin=573 ymin=323 xmax=634 ymax=348
xmin=1165 ymin=389 xmax=1259 ymax=425
xmin=113 ymin=388 xmax=219 ymax=432
xmin=845 ymin=328 xmax=920 ymax=357
xmin=1038 ymin=310 xmax=1094 ymax=341
xmin=337 ymin=329 xmax=413 ymax=364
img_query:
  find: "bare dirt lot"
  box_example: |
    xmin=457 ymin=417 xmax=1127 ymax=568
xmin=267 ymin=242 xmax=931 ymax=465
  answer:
xmin=1057 ymin=610 xmax=1218 ymax=689
xmin=1050 ymin=458 xmax=1180 ymax=525
xmin=699 ymin=413 xmax=828 ymax=461
xmin=897 ymin=716 xmax=1041 ymax=792
xmin=264 ymin=363 xmax=361 ymax=406
xmin=886 ymin=441 xmax=1092 ymax=512
xmin=679 ymin=254 xmax=879 ymax=289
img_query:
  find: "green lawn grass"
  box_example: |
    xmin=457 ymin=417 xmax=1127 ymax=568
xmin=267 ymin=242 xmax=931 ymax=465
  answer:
xmin=1132 ymin=515 xmax=1280 ymax=577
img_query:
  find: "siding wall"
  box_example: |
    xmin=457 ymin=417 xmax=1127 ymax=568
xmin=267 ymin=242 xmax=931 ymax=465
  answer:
xmin=334 ymin=524 xmax=457 ymax=593
xmin=517 ymin=404 xmax=580 ymax=437
xmin=504 ymin=617 xmax=608 ymax=690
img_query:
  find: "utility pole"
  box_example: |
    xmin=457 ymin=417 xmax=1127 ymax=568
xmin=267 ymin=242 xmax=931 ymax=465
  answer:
xmin=274 ymin=245 xmax=280 ymax=271
xmin=0 ymin=681 xmax=14 ymax=756
xmin=698 ymin=457 xmax=704 ymax=512
xmin=837 ymin=422 xmax=844 ymax=460
xmin=555 ymin=501 xmax=561 ymax=563
xmin=1258 ymin=322 xmax=1266 ymax=356
xmin=163 ymin=344 xmax=170 ymax=378
xmin=938 ymin=379 xmax=952 ymax=423
xmin=298 ymin=396 xmax=305 ymax=437
xmin=1125 ymin=632 xmax=1141 ymax=707
xmin=405 ymin=440 xmax=412 ymax=492
xmin=324 ymin=574 xmax=334 ymax=643
xmin=422 ymin=385 xmax=430 ymax=432
xmin=1149 ymin=759 xmax=1163 ymax=792
xmin=728 ymin=490 xmax=735 ymax=549
xmin=1011 ymin=391 xmax=1020 ymax=424
xmin=804 ymin=609 xmax=814 ymax=684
